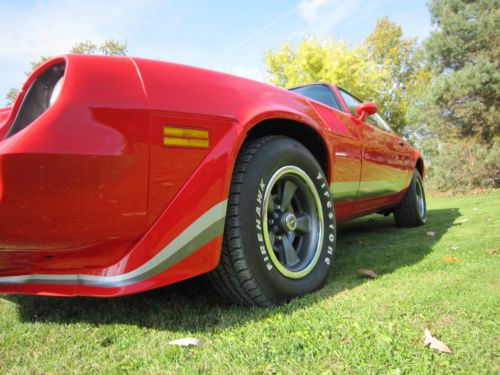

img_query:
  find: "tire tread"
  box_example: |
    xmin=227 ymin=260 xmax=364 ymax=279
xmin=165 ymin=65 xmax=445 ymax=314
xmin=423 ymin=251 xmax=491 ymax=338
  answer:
xmin=394 ymin=170 xmax=426 ymax=227
xmin=208 ymin=136 xmax=284 ymax=306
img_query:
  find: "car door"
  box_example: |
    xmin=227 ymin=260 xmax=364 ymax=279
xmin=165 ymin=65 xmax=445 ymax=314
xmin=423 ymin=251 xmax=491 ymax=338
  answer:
xmin=365 ymin=113 xmax=414 ymax=192
xmin=336 ymin=88 xmax=409 ymax=206
xmin=290 ymin=84 xmax=362 ymax=221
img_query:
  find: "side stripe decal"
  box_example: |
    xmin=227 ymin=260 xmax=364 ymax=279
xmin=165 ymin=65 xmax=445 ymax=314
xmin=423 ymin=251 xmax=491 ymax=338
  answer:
xmin=0 ymin=200 xmax=227 ymax=286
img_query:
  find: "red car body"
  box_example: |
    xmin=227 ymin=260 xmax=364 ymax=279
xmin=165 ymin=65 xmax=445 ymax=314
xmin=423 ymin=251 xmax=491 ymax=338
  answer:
xmin=0 ymin=55 xmax=423 ymax=297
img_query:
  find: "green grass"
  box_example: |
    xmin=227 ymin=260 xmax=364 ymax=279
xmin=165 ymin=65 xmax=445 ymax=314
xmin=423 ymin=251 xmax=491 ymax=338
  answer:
xmin=1 ymin=192 xmax=499 ymax=374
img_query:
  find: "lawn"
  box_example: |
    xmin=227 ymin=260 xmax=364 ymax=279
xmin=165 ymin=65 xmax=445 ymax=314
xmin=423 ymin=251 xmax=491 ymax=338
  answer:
xmin=1 ymin=192 xmax=498 ymax=374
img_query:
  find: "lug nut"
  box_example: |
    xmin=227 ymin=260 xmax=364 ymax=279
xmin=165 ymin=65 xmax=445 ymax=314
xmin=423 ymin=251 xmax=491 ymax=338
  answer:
xmin=276 ymin=235 xmax=282 ymax=241
xmin=275 ymin=204 xmax=281 ymax=211
xmin=268 ymin=219 xmax=274 ymax=225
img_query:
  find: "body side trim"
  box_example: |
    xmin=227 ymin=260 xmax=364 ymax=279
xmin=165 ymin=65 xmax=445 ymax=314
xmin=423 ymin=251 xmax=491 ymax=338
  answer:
xmin=0 ymin=200 xmax=227 ymax=286
xmin=331 ymin=180 xmax=404 ymax=202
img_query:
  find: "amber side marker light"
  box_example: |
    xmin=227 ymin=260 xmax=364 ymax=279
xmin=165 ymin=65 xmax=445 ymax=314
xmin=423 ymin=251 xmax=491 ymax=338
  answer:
xmin=163 ymin=126 xmax=209 ymax=148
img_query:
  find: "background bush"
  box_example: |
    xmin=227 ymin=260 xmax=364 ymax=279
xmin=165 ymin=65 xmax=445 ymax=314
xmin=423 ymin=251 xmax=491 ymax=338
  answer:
xmin=425 ymin=139 xmax=500 ymax=193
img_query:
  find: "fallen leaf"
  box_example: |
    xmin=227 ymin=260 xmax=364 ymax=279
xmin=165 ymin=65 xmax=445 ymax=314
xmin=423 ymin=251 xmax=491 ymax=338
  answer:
xmin=487 ymin=248 xmax=499 ymax=255
xmin=456 ymin=218 xmax=469 ymax=224
xmin=472 ymin=207 xmax=478 ymax=211
xmin=168 ymin=337 xmax=203 ymax=348
xmin=357 ymin=268 xmax=378 ymax=278
xmin=426 ymin=231 xmax=435 ymax=237
xmin=450 ymin=245 xmax=459 ymax=251
xmin=443 ymin=256 xmax=463 ymax=263
xmin=424 ymin=328 xmax=452 ymax=353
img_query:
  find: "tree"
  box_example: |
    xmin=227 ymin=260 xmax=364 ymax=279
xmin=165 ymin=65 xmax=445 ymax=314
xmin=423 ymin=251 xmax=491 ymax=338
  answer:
xmin=5 ymin=88 xmax=19 ymax=106
xmin=28 ymin=56 xmax=52 ymax=74
xmin=364 ymin=17 xmax=430 ymax=136
xmin=5 ymin=39 xmax=127 ymax=105
xmin=70 ymin=39 xmax=127 ymax=56
xmin=265 ymin=18 xmax=428 ymax=134
xmin=265 ymin=37 xmax=386 ymax=101
xmin=411 ymin=0 xmax=499 ymax=143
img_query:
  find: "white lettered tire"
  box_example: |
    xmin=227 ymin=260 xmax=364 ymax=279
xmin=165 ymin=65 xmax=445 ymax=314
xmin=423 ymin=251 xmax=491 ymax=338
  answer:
xmin=209 ymin=136 xmax=336 ymax=306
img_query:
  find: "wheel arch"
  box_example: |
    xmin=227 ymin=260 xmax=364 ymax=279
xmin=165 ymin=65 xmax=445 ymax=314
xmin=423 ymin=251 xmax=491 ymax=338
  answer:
xmin=243 ymin=118 xmax=331 ymax=180
xmin=416 ymin=158 xmax=425 ymax=180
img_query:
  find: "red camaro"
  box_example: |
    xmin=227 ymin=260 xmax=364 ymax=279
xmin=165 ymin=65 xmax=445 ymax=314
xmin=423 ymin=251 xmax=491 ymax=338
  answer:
xmin=0 ymin=55 xmax=426 ymax=305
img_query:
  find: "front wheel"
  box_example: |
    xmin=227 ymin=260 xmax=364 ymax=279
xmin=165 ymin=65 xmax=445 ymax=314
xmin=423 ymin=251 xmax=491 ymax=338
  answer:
xmin=393 ymin=170 xmax=427 ymax=227
xmin=209 ymin=136 xmax=336 ymax=306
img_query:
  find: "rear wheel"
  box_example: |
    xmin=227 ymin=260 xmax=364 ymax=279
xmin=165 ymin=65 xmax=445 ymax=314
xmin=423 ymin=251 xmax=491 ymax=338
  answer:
xmin=394 ymin=170 xmax=427 ymax=227
xmin=209 ymin=136 xmax=336 ymax=306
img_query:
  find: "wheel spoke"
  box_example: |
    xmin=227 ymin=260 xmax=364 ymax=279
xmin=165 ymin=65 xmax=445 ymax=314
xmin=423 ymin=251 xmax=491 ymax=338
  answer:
xmin=280 ymin=180 xmax=297 ymax=209
xmin=268 ymin=196 xmax=276 ymax=214
xmin=295 ymin=213 xmax=311 ymax=235
xmin=268 ymin=228 xmax=276 ymax=246
xmin=281 ymin=235 xmax=300 ymax=267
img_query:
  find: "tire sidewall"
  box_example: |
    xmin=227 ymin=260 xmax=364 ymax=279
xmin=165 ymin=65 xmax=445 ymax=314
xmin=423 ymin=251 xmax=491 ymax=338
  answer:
xmin=414 ymin=171 xmax=427 ymax=224
xmin=238 ymin=137 xmax=336 ymax=302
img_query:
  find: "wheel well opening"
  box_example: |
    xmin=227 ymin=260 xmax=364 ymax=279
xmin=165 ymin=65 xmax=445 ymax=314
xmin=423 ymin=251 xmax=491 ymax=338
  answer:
xmin=246 ymin=119 xmax=329 ymax=178
xmin=416 ymin=158 xmax=424 ymax=179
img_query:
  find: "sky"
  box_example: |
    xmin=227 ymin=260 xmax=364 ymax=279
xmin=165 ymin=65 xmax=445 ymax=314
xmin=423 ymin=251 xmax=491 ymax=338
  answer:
xmin=0 ymin=0 xmax=432 ymax=102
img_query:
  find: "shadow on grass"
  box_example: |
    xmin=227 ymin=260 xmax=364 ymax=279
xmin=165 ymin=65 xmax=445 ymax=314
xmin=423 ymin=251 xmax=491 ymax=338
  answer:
xmin=3 ymin=208 xmax=460 ymax=332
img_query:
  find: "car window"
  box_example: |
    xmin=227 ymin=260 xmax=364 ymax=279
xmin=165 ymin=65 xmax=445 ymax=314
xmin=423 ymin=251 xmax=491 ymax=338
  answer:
xmin=339 ymin=88 xmax=392 ymax=132
xmin=290 ymin=85 xmax=343 ymax=111
xmin=366 ymin=113 xmax=392 ymax=132
xmin=338 ymin=88 xmax=362 ymax=115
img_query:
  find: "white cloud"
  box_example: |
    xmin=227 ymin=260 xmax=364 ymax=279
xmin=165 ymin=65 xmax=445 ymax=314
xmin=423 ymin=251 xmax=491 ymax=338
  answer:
xmin=0 ymin=0 xmax=167 ymax=102
xmin=213 ymin=5 xmax=298 ymax=65
xmin=299 ymin=0 xmax=363 ymax=34
xmin=298 ymin=0 xmax=390 ymax=35
xmin=0 ymin=0 xmax=161 ymax=60
xmin=298 ymin=0 xmax=329 ymax=22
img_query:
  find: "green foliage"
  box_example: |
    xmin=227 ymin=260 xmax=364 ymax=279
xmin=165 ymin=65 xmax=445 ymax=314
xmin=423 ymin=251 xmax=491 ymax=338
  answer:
xmin=265 ymin=37 xmax=385 ymax=100
xmin=365 ymin=17 xmax=430 ymax=137
xmin=426 ymin=139 xmax=500 ymax=193
xmin=70 ymin=39 xmax=127 ymax=56
xmin=5 ymin=88 xmax=19 ymax=106
xmin=4 ymin=39 xmax=127 ymax=106
xmin=410 ymin=0 xmax=500 ymax=142
xmin=28 ymin=56 xmax=52 ymax=74
xmin=265 ymin=17 xmax=429 ymax=134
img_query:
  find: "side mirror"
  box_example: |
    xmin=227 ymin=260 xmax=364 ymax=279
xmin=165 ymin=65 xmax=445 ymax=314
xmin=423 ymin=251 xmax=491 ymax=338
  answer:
xmin=355 ymin=102 xmax=378 ymax=122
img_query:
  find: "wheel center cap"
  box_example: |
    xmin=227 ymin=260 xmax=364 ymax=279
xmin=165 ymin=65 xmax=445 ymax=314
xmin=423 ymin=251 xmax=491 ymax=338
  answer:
xmin=281 ymin=213 xmax=297 ymax=232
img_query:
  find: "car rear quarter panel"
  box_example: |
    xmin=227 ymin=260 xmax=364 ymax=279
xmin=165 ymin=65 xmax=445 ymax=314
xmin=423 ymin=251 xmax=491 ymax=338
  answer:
xmin=0 ymin=56 xmax=150 ymax=272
